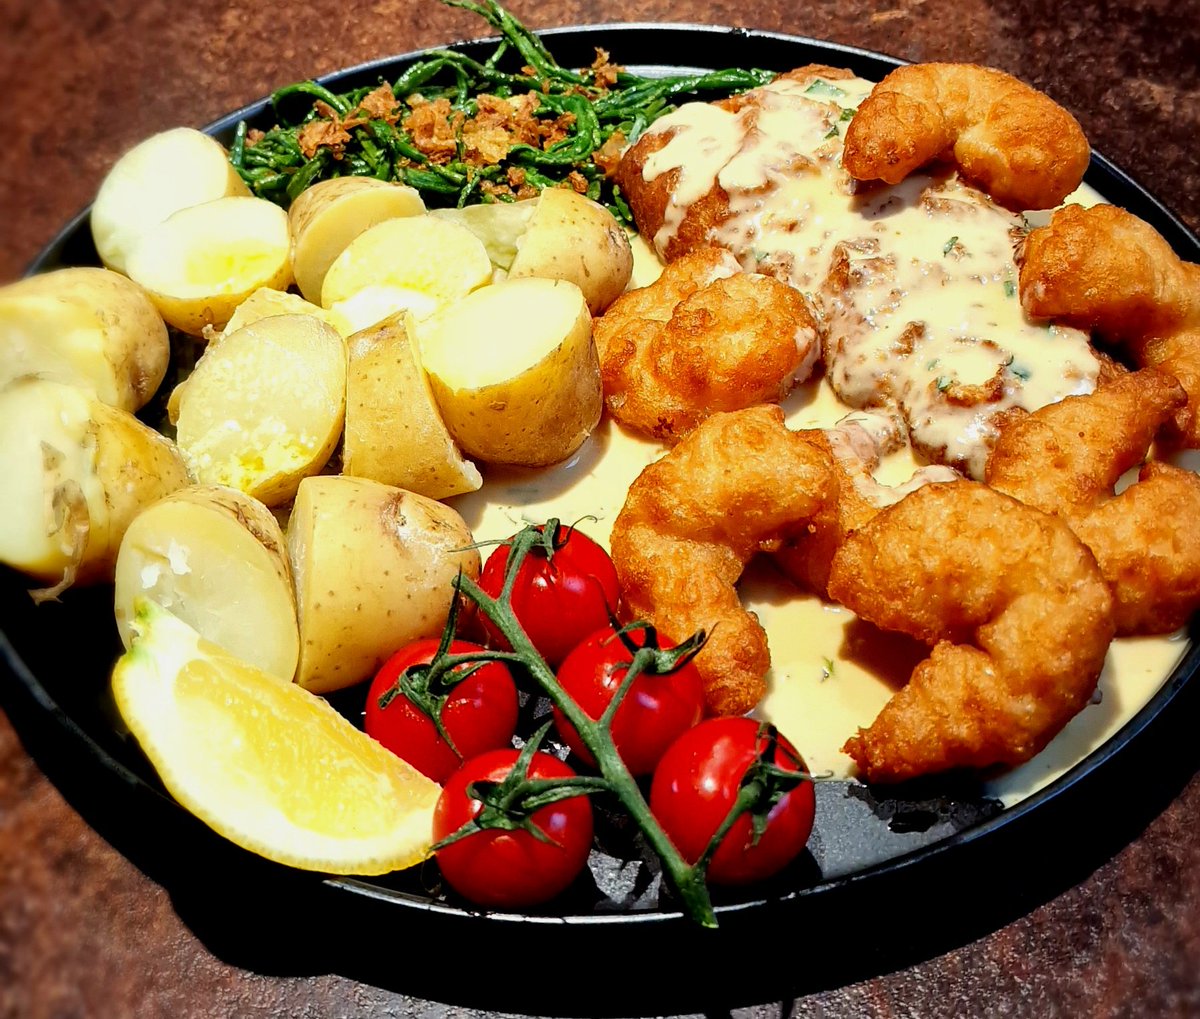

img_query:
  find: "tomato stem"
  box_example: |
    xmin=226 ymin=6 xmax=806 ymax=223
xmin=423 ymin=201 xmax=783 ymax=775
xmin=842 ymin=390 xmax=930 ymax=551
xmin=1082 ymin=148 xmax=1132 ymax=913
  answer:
xmin=453 ymin=548 xmax=721 ymax=927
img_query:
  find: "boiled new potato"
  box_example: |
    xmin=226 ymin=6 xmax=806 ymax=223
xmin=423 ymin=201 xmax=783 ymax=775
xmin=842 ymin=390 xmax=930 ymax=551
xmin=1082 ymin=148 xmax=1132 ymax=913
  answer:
xmin=114 ymin=486 xmax=299 ymax=682
xmin=287 ymin=476 xmax=481 ymax=693
xmin=216 ymin=286 xmax=352 ymax=340
xmin=320 ymin=215 xmax=492 ymax=333
xmin=343 ymin=312 xmax=482 ymax=499
xmin=0 ymin=377 xmax=189 ymax=594
xmin=126 ymin=195 xmax=292 ymax=335
xmin=90 ymin=127 xmax=250 ymax=276
xmin=172 ymin=314 xmax=345 ymax=507
xmin=417 ymin=277 xmax=601 ymax=466
xmin=288 ymin=177 xmax=426 ymax=304
xmin=0 ymin=267 xmax=169 ymax=412
xmin=435 ymin=188 xmax=633 ymax=314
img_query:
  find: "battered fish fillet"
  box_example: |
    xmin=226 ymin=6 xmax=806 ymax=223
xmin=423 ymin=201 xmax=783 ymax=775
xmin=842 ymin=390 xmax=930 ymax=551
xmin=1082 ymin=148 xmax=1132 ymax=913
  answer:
xmin=609 ymin=405 xmax=833 ymax=716
xmin=828 ymin=481 xmax=1115 ymax=783
xmin=593 ymin=247 xmax=818 ymax=442
xmin=1018 ymin=203 xmax=1200 ymax=445
xmin=987 ymin=369 xmax=1200 ymax=634
xmin=774 ymin=411 xmax=957 ymax=595
xmin=841 ymin=63 xmax=1090 ymax=210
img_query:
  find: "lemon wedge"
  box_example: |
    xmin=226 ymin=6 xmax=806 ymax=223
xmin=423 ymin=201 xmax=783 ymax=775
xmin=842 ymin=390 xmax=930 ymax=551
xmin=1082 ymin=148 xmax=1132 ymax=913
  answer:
xmin=112 ymin=599 xmax=440 ymax=874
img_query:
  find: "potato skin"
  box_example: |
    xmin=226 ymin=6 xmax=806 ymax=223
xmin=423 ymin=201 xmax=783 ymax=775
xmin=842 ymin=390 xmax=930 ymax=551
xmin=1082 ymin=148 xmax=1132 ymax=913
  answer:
xmin=508 ymin=188 xmax=634 ymax=314
xmin=0 ymin=267 xmax=169 ymax=412
xmin=343 ymin=313 xmax=482 ymax=499
xmin=288 ymin=178 xmax=426 ymax=303
xmin=423 ymin=280 xmax=602 ymax=467
xmin=287 ymin=476 xmax=481 ymax=694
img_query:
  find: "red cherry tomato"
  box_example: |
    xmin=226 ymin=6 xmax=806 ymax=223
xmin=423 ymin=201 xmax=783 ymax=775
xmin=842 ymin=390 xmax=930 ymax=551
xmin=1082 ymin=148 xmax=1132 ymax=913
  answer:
xmin=479 ymin=523 xmax=620 ymax=667
xmin=553 ymin=625 xmax=704 ymax=777
xmin=364 ymin=639 xmax=518 ymax=784
xmin=650 ymin=718 xmax=815 ymax=885
xmin=433 ymin=748 xmax=594 ymax=908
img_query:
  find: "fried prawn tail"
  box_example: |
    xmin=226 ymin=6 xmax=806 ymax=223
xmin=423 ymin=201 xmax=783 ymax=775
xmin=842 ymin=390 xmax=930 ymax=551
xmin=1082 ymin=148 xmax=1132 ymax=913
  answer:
xmin=842 ymin=63 xmax=1089 ymax=209
xmin=609 ymin=405 xmax=833 ymax=716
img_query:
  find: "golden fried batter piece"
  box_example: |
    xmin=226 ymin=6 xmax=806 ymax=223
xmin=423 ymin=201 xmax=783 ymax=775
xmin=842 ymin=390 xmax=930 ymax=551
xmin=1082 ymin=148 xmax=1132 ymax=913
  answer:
xmin=615 ymin=65 xmax=860 ymax=263
xmin=841 ymin=64 xmax=1090 ymax=210
xmin=610 ymin=405 xmax=833 ymax=716
xmin=593 ymin=248 xmax=818 ymax=442
xmin=774 ymin=412 xmax=957 ymax=595
xmin=1018 ymin=203 xmax=1200 ymax=445
xmin=829 ymin=481 xmax=1114 ymax=783
xmin=987 ymin=369 xmax=1200 ymax=634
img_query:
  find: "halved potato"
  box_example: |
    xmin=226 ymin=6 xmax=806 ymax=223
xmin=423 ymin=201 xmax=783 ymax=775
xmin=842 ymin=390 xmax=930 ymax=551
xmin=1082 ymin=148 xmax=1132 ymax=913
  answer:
xmin=90 ymin=127 xmax=250 ymax=276
xmin=0 ymin=267 xmax=169 ymax=411
xmin=172 ymin=314 xmax=345 ymax=506
xmin=217 ymin=287 xmax=352 ymax=340
xmin=288 ymin=178 xmax=426 ymax=304
xmin=287 ymin=475 xmax=481 ymax=693
xmin=435 ymin=188 xmax=633 ymax=314
xmin=343 ymin=312 xmax=482 ymax=499
xmin=125 ymin=196 xmax=292 ymax=335
xmin=114 ymin=486 xmax=299 ymax=682
xmin=417 ymin=277 xmax=601 ymax=466
xmin=0 ymin=377 xmax=190 ymax=594
xmin=320 ymin=215 xmax=492 ymax=333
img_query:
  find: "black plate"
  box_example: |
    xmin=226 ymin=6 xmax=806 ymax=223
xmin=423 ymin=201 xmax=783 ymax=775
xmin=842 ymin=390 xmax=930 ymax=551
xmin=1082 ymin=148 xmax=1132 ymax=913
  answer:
xmin=4 ymin=24 xmax=1200 ymax=1015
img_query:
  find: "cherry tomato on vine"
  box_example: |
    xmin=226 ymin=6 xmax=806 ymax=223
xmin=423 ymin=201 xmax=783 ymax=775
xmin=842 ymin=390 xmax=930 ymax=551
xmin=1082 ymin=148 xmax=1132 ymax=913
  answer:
xmin=478 ymin=522 xmax=620 ymax=667
xmin=432 ymin=748 xmax=594 ymax=908
xmin=364 ymin=639 xmax=518 ymax=784
xmin=650 ymin=717 xmax=815 ymax=885
xmin=553 ymin=625 xmax=705 ymax=777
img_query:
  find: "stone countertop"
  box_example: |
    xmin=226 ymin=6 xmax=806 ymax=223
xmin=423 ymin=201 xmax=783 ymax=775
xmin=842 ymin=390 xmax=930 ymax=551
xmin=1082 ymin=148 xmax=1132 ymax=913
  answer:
xmin=1 ymin=1 xmax=1198 ymax=1016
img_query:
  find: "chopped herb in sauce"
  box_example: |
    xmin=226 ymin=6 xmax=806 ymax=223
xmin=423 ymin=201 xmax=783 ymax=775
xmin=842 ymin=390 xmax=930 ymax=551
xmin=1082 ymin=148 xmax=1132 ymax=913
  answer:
xmin=840 ymin=106 xmax=857 ymax=121
xmin=943 ymin=236 xmax=960 ymax=256
xmin=1008 ymin=363 xmax=1032 ymax=381
xmin=823 ymin=124 xmax=840 ymax=140
xmin=804 ymin=79 xmax=848 ymax=100
xmin=1003 ymin=279 xmax=1017 ymax=298
xmin=936 ymin=375 xmax=953 ymax=392
xmin=820 ymin=657 xmax=835 ymax=681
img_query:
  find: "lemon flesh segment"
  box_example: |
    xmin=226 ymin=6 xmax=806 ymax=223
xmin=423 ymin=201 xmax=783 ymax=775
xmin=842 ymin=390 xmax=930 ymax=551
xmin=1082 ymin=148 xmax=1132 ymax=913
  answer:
xmin=112 ymin=602 xmax=440 ymax=875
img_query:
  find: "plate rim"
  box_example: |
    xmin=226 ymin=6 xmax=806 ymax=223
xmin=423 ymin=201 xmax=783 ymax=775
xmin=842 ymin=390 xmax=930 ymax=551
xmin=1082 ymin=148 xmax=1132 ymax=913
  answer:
xmin=8 ymin=18 xmax=1200 ymax=945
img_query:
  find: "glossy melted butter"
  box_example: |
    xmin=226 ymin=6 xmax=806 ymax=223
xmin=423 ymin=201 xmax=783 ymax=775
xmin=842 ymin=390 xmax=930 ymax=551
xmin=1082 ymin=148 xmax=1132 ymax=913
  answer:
xmin=638 ymin=74 xmax=1106 ymax=478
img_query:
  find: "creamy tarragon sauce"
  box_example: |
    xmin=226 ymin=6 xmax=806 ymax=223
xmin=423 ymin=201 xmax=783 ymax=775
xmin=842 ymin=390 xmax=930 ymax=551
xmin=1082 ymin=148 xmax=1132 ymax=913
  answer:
xmin=639 ymin=73 xmax=1100 ymax=478
xmin=453 ymin=75 xmax=1192 ymax=806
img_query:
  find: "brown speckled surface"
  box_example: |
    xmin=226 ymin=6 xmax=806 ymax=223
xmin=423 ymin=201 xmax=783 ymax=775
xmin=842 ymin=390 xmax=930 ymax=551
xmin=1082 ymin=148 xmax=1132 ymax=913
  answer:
xmin=1 ymin=1 xmax=1199 ymax=1016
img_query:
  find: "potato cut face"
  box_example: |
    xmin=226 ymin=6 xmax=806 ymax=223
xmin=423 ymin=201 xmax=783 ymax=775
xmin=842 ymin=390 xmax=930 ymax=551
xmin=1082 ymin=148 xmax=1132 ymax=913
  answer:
xmin=430 ymin=201 xmax=536 ymax=271
xmin=90 ymin=127 xmax=250 ymax=276
xmin=126 ymin=196 xmax=292 ymax=334
xmin=174 ymin=314 xmax=346 ymax=506
xmin=320 ymin=215 xmax=493 ymax=327
xmin=289 ymin=178 xmax=426 ymax=303
xmin=420 ymin=276 xmax=586 ymax=389
xmin=0 ymin=379 xmax=102 ymax=581
xmin=115 ymin=491 xmax=299 ymax=682
xmin=219 ymin=287 xmax=352 ymax=339
xmin=0 ymin=267 xmax=169 ymax=412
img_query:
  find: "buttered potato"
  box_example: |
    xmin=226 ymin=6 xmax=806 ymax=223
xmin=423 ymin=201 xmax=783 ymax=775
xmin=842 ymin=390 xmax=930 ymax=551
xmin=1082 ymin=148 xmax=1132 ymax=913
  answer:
xmin=0 ymin=377 xmax=190 ymax=595
xmin=343 ymin=312 xmax=482 ymax=499
xmin=288 ymin=177 xmax=426 ymax=304
xmin=125 ymin=196 xmax=292 ymax=335
xmin=320 ymin=214 xmax=493 ymax=333
xmin=114 ymin=486 xmax=300 ymax=682
xmin=287 ymin=475 xmax=481 ymax=694
xmin=172 ymin=314 xmax=345 ymax=507
xmin=434 ymin=188 xmax=633 ymax=314
xmin=0 ymin=267 xmax=169 ymax=412
xmin=417 ymin=277 xmax=602 ymax=466
xmin=90 ymin=127 xmax=251 ymax=276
